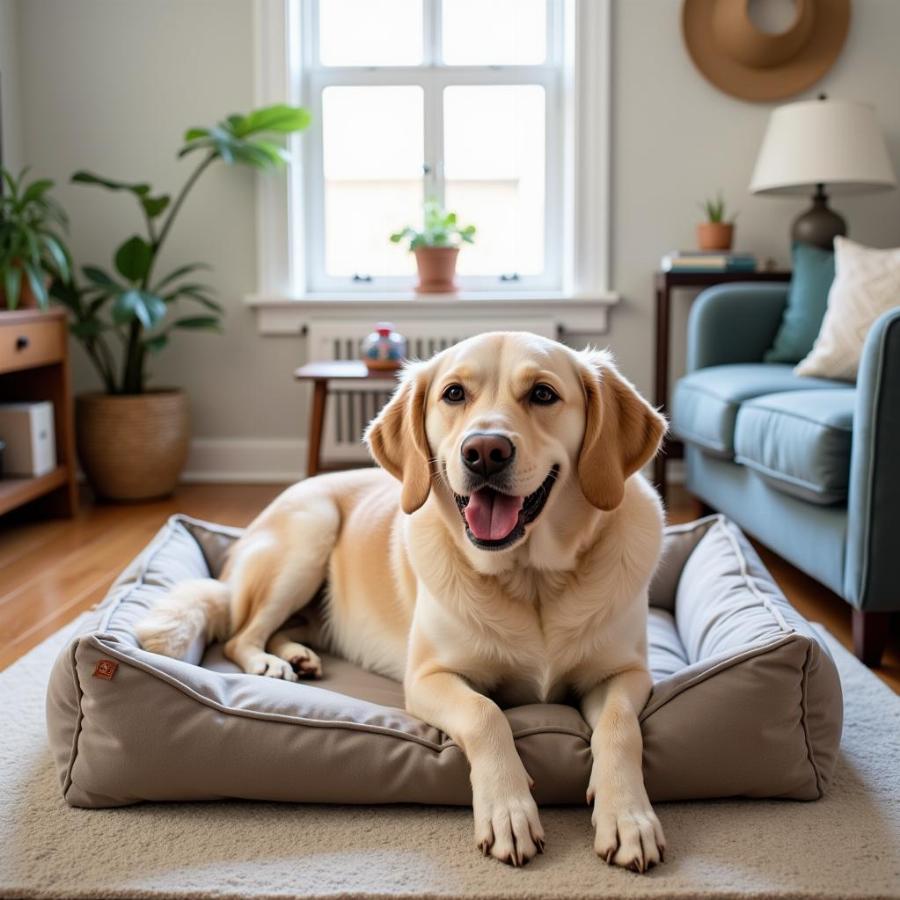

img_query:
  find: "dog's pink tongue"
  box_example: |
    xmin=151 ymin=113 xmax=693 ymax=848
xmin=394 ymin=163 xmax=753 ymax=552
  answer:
xmin=464 ymin=489 xmax=524 ymax=541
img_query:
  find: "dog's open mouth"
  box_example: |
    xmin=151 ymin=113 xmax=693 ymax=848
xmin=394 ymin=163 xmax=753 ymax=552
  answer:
xmin=454 ymin=465 xmax=559 ymax=551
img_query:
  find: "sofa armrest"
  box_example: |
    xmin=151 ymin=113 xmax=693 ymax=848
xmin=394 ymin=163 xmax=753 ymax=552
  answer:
xmin=686 ymin=283 xmax=789 ymax=372
xmin=845 ymin=307 xmax=900 ymax=612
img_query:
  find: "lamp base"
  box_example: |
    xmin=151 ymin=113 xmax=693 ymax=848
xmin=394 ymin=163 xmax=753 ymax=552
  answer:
xmin=791 ymin=184 xmax=846 ymax=251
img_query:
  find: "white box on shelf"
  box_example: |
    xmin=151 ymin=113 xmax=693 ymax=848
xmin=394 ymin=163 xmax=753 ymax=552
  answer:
xmin=0 ymin=402 xmax=56 ymax=477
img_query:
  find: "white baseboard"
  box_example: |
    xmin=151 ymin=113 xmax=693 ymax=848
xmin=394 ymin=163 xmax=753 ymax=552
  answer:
xmin=182 ymin=438 xmax=308 ymax=483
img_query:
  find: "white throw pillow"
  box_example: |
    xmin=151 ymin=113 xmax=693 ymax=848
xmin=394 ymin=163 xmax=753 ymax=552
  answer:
xmin=795 ymin=237 xmax=900 ymax=381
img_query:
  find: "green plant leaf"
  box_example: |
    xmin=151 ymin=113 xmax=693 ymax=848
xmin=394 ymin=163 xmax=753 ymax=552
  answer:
xmin=70 ymin=319 xmax=107 ymax=339
xmin=172 ymin=286 xmax=222 ymax=311
xmin=112 ymin=289 xmax=146 ymax=325
xmin=183 ymin=127 xmax=209 ymax=142
xmin=152 ymin=262 xmax=211 ymax=292
xmin=114 ymin=235 xmax=153 ymax=282
xmin=141 ymin=292 xmax=168 ymax=325
xmin=141 ymin=195 xmax=170 ymax=219
xmin=111 ymin=289 xmax=165 ymax=328
xmin=72 ymin=171 xmax=151 ymax=196
xmin=3 ymin=266 xmax=21 ymax=310
xmin=82 ymin=265 xmax=119 ymax=288
xmin=22 ymin=178 xmax=55 ymax=204
xmin=40 ymin=233 xmax=70 ymax=282
xmin=88 ymin=294 xmax=111 ymax=313
xmin=242 ymin=104 xmax=312 ymax=135
xmin=143 ymin=333 xmax=169 ymax=353
xmin=23 ymin=262 xmax=49 ymax=309
xmin=171 ymin=315 xmax=221 ymax=331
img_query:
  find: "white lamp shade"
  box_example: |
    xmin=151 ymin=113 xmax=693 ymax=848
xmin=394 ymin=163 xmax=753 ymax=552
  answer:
xmin=750 ymin=99 xmax=897 ymax=196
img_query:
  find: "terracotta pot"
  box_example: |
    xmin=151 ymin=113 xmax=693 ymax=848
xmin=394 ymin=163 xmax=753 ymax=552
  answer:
xmin=696 ymin=222 xmax=734 ymax=251
xmin=414 ymin=246 xmax=459 ymax=294
xmin=76 ymin=390 xmax=190 ymax=501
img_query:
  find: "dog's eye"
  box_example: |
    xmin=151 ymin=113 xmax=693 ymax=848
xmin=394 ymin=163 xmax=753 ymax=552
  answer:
xmin=530 ymin=384 xmax=559 ymax=405
xmin=442 ymin=384 xmax=466 ymax=404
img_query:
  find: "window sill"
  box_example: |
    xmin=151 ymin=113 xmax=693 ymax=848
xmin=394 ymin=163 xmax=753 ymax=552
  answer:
xmin=245 ymin=290 xmax=620 ymax=336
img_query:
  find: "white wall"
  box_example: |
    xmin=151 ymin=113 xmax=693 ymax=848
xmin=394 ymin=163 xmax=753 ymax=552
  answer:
xmin=12 ymin=0 xmax=900 ymax=473
xmin=0 ymin=0 xmax=22 ymax=173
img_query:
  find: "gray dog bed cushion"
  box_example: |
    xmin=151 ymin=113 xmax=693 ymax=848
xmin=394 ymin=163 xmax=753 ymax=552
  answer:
xmin=46 ymin=513 xmax=842 ymax=809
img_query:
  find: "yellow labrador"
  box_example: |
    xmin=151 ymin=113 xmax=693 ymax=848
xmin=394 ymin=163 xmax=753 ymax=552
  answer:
xmin=137 ymin=332 xmax=667 ymax=871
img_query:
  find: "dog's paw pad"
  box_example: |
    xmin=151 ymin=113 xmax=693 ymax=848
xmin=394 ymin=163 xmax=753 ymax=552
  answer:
xmin=290 ymin=655 xmax=323 ymax=679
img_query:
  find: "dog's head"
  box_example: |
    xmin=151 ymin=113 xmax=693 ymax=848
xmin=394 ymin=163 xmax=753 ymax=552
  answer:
xmin=365 ymin=332 xmax=665 ymax=553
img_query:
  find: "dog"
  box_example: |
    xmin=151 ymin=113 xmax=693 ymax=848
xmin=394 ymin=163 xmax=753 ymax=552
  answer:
xmin=136 ymin=331 xmax=667 ymax=871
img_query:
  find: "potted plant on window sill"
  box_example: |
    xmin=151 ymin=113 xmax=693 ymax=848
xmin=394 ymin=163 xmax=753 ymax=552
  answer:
xmin=54 ymin=104 xmax=311 ymax=501
xmin=0 ymin=167 xmax=72 ymax=312
xmin=391 ymin=199 xmax=475 ymax=294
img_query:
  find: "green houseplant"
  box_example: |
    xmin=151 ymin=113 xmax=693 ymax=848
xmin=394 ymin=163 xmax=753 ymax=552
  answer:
xmin=57 ymin=104 xmax=311 ymax=500
xmin=391 ymin=199 xmax=475 ymax=293
xmin=697 ymin=191 xmax=737 ymax=251
xmin=0 ymin=167 xmax=71 ymax=310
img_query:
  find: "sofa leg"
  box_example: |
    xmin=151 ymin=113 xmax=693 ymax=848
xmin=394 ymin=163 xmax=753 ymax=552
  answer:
xmin=852 ymin=609 xmax=890 ymax=667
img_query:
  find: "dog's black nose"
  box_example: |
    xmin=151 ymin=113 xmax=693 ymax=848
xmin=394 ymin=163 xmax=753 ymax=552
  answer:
xmin=461 ymin=432 xmax=515 ymax=478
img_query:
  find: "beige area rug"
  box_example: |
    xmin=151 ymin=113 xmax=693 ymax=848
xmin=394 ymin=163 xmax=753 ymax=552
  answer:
xmin=1 ymin=616 xmax=898 ymax=900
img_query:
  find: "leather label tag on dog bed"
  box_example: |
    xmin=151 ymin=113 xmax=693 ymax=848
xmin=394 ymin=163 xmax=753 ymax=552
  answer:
xmin=93 ymin=660 xmax=119 ymax=681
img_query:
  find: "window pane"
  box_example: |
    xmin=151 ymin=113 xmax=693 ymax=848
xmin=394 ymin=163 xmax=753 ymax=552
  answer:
xmin=443 ymin=85 xmax=546 ymax=277
xmin=442 ymin=0 xmax=547 ymax=65
xmin=322 ymin=86 xmax=423 ymax=277
xmin=319 ymin=0 xmax=423 ymax=66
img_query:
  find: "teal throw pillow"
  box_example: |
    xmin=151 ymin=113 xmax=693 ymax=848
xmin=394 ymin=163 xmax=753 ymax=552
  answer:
xmin=765 ymin=242 xmax=835 ymax=364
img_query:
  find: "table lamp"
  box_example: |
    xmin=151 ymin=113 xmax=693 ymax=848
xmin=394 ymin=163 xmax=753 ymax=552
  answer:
xmin=749 ymin=96 xmax=896 ymax=250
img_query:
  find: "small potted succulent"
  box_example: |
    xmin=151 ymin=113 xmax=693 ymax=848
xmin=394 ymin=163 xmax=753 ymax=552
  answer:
xmin=697 ymin=191 xmax=737 ymax=251
xmin=0 ymin=167 xmax=71 ymax=311
xmin=54 ymin=104 xmax=310 ymax=501
xmin=391 ymin=199 xmax=475 ymax=293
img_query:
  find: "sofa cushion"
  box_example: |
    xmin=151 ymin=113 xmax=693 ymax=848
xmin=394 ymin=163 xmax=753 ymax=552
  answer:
xmin=672 ymin=364 xmax=844 ymax=457
xmin=734 ymin=390 xmax=855 ymax=505
xmin=764 ymin=242 xmax=835 ymax=364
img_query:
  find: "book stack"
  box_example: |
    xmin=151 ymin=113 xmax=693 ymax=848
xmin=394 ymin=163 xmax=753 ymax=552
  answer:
xmin=661 ymin=250 xmax=758 ymax=273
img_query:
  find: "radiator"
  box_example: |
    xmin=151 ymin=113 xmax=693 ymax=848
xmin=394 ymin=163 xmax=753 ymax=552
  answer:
xmin=307 ymin=318 xmax=557 ymax=463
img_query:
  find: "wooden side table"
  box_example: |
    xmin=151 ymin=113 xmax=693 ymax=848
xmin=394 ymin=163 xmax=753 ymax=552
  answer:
xmin=653 ymin=269 xmax=792 ymax=496
xmin=0 ymin=308 xmax=77 ymax=518
xmin=294 ymin=360 xmax=400 ymax=477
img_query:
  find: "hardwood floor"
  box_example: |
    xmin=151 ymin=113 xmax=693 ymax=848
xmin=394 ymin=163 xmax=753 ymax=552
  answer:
xmin=0 ymin=482 xmax=897 ymax=693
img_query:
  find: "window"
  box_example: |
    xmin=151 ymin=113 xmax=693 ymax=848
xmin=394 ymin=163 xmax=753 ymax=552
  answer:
xmin=299 ymin=0 xmax=564 ymax=292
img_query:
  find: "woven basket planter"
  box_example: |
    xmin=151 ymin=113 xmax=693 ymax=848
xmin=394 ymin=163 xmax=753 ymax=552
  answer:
xmin=76 ymin=391 xmax=189 ymax=501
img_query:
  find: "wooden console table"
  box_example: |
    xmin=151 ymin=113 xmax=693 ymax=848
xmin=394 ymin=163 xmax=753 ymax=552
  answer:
xmin=0 ymin=308 xmax=77 ymax=518
xmin=653 ymin=269 xmax=792 ymax=496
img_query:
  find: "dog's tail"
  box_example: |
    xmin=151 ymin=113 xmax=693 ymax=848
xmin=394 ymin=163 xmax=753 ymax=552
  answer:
xmin=135 ymin=578 xmax=232 ymax=660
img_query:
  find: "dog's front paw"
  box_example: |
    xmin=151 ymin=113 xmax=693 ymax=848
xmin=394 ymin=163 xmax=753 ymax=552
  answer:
xmin=275 ymin=640 xmax=323 ymax=679
xmin=587 ymin=786 xmax=665 ymax=873
xmin=246 ymin=651 xmax=300 ymax=681
xmin=471 ymin=767 xmax=544 ymax=866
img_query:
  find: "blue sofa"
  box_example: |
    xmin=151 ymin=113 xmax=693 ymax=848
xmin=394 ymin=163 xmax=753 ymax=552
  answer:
xmin=671 ymin=283 xmax=900 ymax=666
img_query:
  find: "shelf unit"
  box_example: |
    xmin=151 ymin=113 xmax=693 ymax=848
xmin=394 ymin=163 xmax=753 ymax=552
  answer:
xmin=0 ymin=308 xmax=77 ymax=518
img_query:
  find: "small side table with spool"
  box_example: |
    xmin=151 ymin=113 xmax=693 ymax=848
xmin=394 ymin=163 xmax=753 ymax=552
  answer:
xmin=294 ymin=323 xmax=407 ymax=477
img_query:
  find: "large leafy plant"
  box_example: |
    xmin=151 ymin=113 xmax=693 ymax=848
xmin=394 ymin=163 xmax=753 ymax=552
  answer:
xmin=390 ymin=198 xmax=476 ymax=251
xmin=0 ymin=167 xmax=71 ymax=309
xmin=54 ymin=104 xmax=311 ymax=394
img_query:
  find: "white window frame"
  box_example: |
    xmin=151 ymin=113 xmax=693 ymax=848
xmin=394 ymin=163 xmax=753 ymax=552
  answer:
xmin=252 ymin=0 xmax=612 ymax=302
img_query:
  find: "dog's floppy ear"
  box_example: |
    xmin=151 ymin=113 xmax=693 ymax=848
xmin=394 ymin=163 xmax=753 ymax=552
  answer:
xmin=364 ymin=360 xmax=433 ymax=514
xmin=576 ymin=349 xmax=666 ymax=511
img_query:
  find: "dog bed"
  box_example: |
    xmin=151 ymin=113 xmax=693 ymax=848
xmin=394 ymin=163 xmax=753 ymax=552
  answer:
xmin=46 ymin=513 xmax=842 ymax=809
